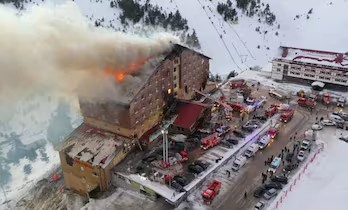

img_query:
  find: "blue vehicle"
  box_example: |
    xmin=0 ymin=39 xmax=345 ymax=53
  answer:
xmin=268 ymin=157 xmax=281 ymax=173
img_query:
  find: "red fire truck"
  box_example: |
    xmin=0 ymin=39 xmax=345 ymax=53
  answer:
xmin=268 ymin=123 xmax=281 ymax=138
xmin=280 ymin=109 xmax=295 ymax=123
xmin=201 ymin=133 xmax=220 ymax=150
xmin=297 ymin=98 xmax=316 ymax=108
xmin=202 ymin=180 xmax=222 ymax=204
xmin=230 ymin=79 xmax=246 ymax=89
xmin=228 ymin=103 xmax=244 ymax=112
xmin=322 ymin=93 xmax=330 ymax=105
xmin=265 ymin=106 xmax=277 ymax=117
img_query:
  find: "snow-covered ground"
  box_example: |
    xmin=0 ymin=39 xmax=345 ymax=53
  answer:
xmin=271 ymin=128 xmax=348 ymax=210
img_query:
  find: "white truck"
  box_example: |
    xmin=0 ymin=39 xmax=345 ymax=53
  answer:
xmin=244 ymin=143 xmax=259 ymax=158
xmin=232 ymin=155 xmax=247 ymax=171
xmin=258 ymin=135 xmax=272 ymax=149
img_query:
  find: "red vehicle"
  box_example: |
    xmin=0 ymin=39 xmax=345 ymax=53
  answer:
xmin=297 ymin=98 xmax=316 ymax=108
xmin=265 ymin=106 xmax=277 ymax=117
xmin=239 ymin=86 xmax=252 ymax=96
xmin=201 ymin=133 xmax=220 ymax=150
xmin=322 ymin=93 xmax=330 ymax=105
xmin=280 ymin=109 xmax=295 ymax=123
xmin=230 ymin=79 xmax=246 ymax=89
xmin=202 ymin=180 xmax=222 ymax=204
xmin=268 ymin=127 xmax=278 ymax=138
xmin=228 ymin=103 xmax=244 ymax=112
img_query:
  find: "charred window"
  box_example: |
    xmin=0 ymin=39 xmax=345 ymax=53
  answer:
xmin=65 ymin=154 xmax=74 ymax=166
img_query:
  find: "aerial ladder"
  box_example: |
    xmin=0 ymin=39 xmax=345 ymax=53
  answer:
xmin=193 ymin=88 xmax=233 ymax=119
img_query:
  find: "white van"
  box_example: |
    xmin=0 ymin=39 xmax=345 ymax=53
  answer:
xmin=232 ymin=156 xmax=247 ymax=171
xmin=258 ymin=135 xmax=271 ymax=149
xmin=268 ymin=157 xmax=281 ymax=173
xmin=244 ymin=143 xmax=259 ymax=158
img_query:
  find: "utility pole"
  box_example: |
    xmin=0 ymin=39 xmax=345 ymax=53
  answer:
xmin=161 ymin=129 xmax=169 ymax=167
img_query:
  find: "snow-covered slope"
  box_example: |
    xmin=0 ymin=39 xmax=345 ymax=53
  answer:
xmin=277 ymin=128 xmax=348 ymax=210
xmin=12 ymin=0 xmax=348 ymax=74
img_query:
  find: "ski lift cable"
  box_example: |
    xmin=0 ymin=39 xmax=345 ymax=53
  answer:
xmin=196 ymin=0 xmax=243 ymax=71
xmin=207 ymin=0 xmax=256 ymax=60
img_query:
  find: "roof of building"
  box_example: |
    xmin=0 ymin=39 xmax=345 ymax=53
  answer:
xmin=59 ymin=123 xmax=129 ymax=168
xmin=108 ymin=44 xmax=210 ymax=105
xmin=173 ymin=101 xmax=209 ymax=129
xmin=276 ymin=46 xmax=348 ymax=69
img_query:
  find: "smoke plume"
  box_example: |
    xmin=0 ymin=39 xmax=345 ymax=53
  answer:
xmin=0 ymin=2 xmax=178 ymax=104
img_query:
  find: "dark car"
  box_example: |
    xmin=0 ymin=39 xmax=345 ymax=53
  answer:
xmin=221 ymin=141 xmax=234 ymax=148
xmin=339 ymin=136 xmax=348 ymax=142
xmin=226 ymin=138 xmax=239 ymax=145
xmin=194 ymin=160 xmax=210 ymax=170
xmin=271 ymin=175 xmax=288 ymax=184
xmin=173 ymin=175 xmax=188 ymax=187
xmin=171 ymin=181 xmax=185 ymax=192
xmin=254 ymin=186 xmax=267 ymax=198
xmin=188 ymin=164 xmax=204 ymax=174
xmin=285 ymin=153 xmax=294 ymax=162
xmin=264 ymin=182 xmax=283 ymax=190
xmin=242 ymin=125 xmax=256 ymax=132
xmin=255 ymin=115 xmax=268 ymax=121
xmin=336 ymin=122 xmax=348 ymax=130
xmin=283 ymin=164 xmax=297 ymax=173
xmin=233 ymin=130 xmax=245 ymax=138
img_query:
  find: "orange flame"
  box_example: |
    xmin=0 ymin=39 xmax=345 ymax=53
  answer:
xmin=104 ymin=58 xmax=149 ymax=82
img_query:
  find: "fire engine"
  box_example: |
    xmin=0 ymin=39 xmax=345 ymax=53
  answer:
xmin=297 ymin=97 xmax=316 ymax=108
xmin=202 ymin=180 xmax=222 ymax=204
xmin=230 ymin=79 xmax=246 ymax=89
xmin=268 ymin=123 xmax=281 ymax=138
xmin=280 ymin=109 xmax=295 ymax=123
xmin=322 ymin=93 xmax=330 ymax=105
xmin=201 ymin=133 xmax=221 ymax=150
xmin=265 ymin=106 xmax=277 ymax=117
xmin=228 ymin=103 xmax=244 ymax=112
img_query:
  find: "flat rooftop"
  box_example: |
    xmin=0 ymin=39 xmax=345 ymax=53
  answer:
xmin=276 ymin=46 xmax=348 ymax=69
xmin=60 ymin=123 xmax=129 ymax=168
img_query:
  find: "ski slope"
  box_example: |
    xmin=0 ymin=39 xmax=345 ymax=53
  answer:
xmin=275 ymin=128 xmax=348 ymax=210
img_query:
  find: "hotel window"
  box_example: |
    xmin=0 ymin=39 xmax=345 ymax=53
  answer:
xmin=277 ymin=63 xmax=281 ymax=66
xmin=319 ymin=76 xmax=325 ymax=79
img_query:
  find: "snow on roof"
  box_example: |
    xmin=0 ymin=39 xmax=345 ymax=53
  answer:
xmin=276 ymin=46 xmax=348 ymax=69
xmin=61 ymin=123 xmax=128 ymax=168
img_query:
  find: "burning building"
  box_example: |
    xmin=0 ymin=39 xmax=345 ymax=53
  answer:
xmin=59 ymin=44 xmax=210 ymax=195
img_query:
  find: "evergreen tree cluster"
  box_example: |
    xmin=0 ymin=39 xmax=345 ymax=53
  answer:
xmin=236 ymin=0 xmax=251 ymax=10
xmin=217 ymin=1 xmax=238 ymax=22
xmin=115 ymin=0 xmax=188 ymax=31
xmin=0 ymin=0 xmax=24 ymax=9
xmin=185 ymin=30 xmax=201 ymax=49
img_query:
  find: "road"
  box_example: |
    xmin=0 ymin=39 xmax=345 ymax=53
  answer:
xmin=214 ymin=108 xmax=312 ymax=210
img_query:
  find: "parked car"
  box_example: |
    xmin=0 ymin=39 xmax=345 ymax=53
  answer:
xmin=221 ymin=141 xmax=234 ymax=148
xmin=171 ymin=180 xmax=185 ymax=192
xmin=329 ymin=114 xmax=345 ymax=123
xmin=285 ymin=153 xmax=294 ymax=162
xmin=339 ymin=136 xmax=348 ymax=143
xmin=283 ymin=164 xmax=297 ymax=173
xmin=254 ymin=201 xmax=265 ymax=210
xmin=263 ymin=188 xmax=278 ymax=200
xmin=188 ymin=164 xmax=204 ymax=174
xmin=254 ymin=115 xmax=268 ymax=121
xmin=233 ymin=130 xmax=245 ymax=138
xmin=194 ymin=160 xmax=210 ymax=170
xmin=321 ymin=119 xmax=336 ymax=126
xmin=312 ymin=123 xmax=323 ymax=130
xmin=297 ymin=150 xmax=306 ymax=161
xmin=242 ymin=124 xmax=257 ymax=132
xmin=226 ymin=138 xmax=239 ymax=145
xmin=253 ymin=186 xmax=267 ymax=198
xmin=264 ymin=182 xmax=282 ymax=190
xmin=173 ymin=175 xmax=188 ymax=187
xmin=336 ymin=122 xmax=348 ymax=130
xmin=300 ymin=140 xmax=311 ymax=151
xmin=270 ymin=175 xmax=288 ymax=184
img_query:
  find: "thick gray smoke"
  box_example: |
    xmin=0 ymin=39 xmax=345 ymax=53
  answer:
xmin=0 ymin=2 xmax=178 ymax=104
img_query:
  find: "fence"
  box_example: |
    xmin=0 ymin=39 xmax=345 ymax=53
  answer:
xmin=269 ymin=142 xmax=325 ymax=210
